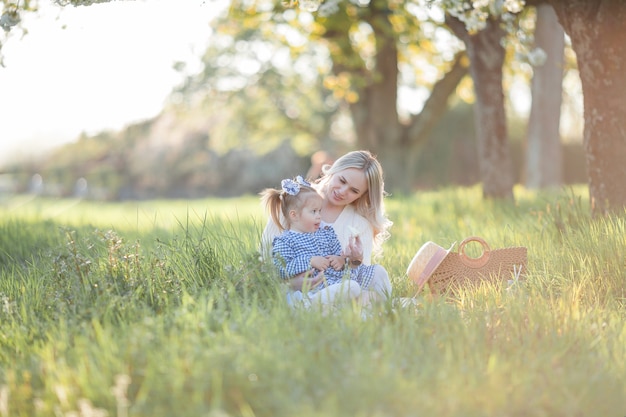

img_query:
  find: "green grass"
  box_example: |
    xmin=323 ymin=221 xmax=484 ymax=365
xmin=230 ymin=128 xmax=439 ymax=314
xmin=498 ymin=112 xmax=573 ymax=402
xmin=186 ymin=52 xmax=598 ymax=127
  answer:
xmin=1 ymin=186 xmax=625 ymax=416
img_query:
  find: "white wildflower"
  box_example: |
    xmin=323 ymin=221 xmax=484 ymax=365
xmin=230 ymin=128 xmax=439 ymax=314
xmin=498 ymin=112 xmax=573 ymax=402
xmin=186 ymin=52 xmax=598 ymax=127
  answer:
xmin=0 ymin=10 xmax=20 ymax=32
xmin=299 ymin=0 xmax=321 ymax=12
xmin=528 ymin=47 xmax=547 ymax=67
xmin=318 ymin=0 xmax=340 ymax=16
xmin=504 ymin=0 xmax=525 ymax=13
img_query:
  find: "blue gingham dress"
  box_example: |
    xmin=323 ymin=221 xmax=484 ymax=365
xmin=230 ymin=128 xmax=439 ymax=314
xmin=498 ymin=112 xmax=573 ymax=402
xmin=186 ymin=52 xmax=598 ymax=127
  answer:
xmin=272 ymin=226 xmax=376 ymax=292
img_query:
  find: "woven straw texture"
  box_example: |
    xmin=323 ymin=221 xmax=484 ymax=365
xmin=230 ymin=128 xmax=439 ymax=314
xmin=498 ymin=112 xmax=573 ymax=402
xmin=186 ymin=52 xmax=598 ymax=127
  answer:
xmin=428 ymin=236 xmax=527 ymax=294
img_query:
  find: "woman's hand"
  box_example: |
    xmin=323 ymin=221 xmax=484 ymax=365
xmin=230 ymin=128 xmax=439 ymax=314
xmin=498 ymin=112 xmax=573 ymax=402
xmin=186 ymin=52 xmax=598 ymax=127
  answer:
xmin=289 ymin=271 xmax=324 ymax=291
xmin=345 ymin=235 xmax=364 ymax=263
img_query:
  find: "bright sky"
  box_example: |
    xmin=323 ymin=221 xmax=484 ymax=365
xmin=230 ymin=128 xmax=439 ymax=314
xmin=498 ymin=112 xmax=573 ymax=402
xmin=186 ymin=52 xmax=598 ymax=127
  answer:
xmin=0 ymin=0 xmax=225 ymax=165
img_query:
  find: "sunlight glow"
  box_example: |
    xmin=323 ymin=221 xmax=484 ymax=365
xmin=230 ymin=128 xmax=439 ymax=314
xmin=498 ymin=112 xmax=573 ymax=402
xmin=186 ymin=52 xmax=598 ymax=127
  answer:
xmin=0 ymin=0 xmax=225 ymax=165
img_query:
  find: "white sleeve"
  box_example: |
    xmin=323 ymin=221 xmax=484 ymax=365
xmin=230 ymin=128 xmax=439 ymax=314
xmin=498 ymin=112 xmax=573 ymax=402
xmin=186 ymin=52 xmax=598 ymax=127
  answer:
xmin=260 ymin=217 xmax=282 ymax=260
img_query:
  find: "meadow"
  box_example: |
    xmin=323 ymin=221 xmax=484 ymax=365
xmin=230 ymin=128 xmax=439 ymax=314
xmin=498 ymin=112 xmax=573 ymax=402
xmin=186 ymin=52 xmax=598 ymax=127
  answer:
xmin=1 ymin=186 xmax=625 ymax=417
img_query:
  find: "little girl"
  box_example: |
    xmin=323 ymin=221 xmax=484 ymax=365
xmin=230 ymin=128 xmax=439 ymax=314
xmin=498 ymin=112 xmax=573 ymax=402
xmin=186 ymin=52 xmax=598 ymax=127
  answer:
xmin=260 ymin=176 xmax=378 ymax=307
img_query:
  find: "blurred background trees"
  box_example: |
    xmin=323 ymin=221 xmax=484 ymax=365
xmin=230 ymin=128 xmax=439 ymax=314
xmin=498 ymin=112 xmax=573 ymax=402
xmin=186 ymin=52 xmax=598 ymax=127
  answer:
xmin=546 ymin=1 xmax=626 ymax=215
xmin=525 ymin=4 xmax=564 ymax=190
xmin=3 ymin=0 xmax=622 ymax=215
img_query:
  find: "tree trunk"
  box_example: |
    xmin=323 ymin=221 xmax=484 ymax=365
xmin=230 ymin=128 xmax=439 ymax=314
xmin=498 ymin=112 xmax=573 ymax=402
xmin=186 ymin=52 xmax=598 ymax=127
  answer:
xmin=338 ymin=5 xmax=466 ymax=194
xmin=549 ymin=0 xmax=626 ymax=215
xmin=323 ymin=4 xmax=468 ymax=194
xmin=349 ymin=12 xmax=404 ymax=189
xmin=526 ymin=4 xmax=565 ymax=189
xmin=447 ymin=16 xmax=514 ymax=199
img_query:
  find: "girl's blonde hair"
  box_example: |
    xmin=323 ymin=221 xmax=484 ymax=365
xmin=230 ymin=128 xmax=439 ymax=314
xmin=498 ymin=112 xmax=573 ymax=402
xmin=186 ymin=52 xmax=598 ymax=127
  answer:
xmin=316 ymin=150 xmax=392 ymax=251
xmin=260 ymin=178 xmax=320 ymax=232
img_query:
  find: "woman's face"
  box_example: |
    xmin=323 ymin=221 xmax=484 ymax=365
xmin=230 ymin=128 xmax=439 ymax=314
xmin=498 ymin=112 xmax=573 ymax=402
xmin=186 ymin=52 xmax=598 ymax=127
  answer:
xmin=325 ymin=168 xmax=367 ymax=207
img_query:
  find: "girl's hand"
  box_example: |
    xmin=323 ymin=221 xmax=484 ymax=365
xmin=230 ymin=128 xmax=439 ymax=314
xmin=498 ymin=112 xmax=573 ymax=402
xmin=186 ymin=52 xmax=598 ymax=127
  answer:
xmin=310 ymin=255 xmax=330 ymax=271
xmin=326 ymin=255 xmax=346 ymax=270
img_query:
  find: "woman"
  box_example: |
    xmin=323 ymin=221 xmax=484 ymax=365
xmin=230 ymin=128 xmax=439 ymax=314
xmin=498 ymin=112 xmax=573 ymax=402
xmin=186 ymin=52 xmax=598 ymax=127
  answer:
xmin=261 ymin=150 xmax=393 ymax=302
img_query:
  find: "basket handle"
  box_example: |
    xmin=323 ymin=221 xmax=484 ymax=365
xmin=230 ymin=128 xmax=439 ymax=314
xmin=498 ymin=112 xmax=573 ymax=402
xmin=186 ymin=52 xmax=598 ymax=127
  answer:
xmin=458 ymin=236 xmax=491 ymax=269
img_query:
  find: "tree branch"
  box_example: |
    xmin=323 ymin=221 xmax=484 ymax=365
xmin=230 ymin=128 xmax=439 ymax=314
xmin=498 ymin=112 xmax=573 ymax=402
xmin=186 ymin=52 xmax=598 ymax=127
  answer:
xmin=406 ymin=50 xmax=469 ymax=148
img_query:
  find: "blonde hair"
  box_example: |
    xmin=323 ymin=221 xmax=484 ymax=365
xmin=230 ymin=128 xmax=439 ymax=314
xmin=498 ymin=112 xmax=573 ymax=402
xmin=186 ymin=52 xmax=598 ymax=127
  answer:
xmin=316 ymin=150 xmax=392 ymax=250
xmin=260 ymin=180 xmax=320 ymax=232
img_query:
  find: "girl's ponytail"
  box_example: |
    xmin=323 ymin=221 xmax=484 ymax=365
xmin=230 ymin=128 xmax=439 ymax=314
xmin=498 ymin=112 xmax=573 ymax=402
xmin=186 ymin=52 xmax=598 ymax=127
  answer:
xmin=260 ymin=188 xmax=286 ymax=232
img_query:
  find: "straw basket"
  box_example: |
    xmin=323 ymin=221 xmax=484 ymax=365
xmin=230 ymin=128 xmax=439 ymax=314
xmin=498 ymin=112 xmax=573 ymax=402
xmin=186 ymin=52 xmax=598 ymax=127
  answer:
xmin=428 ymin=236 xmax=527 ymax=294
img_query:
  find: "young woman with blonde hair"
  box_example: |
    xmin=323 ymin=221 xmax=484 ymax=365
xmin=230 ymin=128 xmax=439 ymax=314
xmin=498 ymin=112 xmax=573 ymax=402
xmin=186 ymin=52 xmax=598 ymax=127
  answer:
xmin=261 ymin=150 xmax=393 ymax=303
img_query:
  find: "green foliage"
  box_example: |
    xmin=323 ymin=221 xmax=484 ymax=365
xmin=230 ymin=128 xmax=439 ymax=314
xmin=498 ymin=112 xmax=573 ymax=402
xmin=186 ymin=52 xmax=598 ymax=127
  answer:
xmin=1 ymin=187 xmax=625 ymax=416
xmin=180 ymin=0 xmax=467 ymax=164
xmin=177 ymin=7 xmax=341 ymax=156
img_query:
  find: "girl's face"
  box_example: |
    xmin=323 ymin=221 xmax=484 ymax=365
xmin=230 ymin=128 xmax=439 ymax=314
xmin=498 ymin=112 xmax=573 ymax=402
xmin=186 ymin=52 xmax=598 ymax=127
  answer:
xmin=289 ymin=196 xmax=323 ymax=233
xmin=325 ymin=168 xmax=367 ymax=207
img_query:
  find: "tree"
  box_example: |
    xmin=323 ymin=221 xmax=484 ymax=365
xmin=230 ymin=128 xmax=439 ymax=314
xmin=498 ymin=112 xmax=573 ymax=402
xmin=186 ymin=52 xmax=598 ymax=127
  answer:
xmin=12 ymin=0 xmax=624 ymax=214
xmin=3 ymin=0 xmax=471 ymax=193
xmin=525 ymin=4 xmax=564 ymax=189
xmin=222 ymin=0 xmax=469 ymax=193
xmin=446 ymin=14 xmax=514 ymax=199
xmin=175 ymin=22 xmax=342 ymax=156
xmin=545 ymin=1 xmax=626 ymax=215
xmin=438 ymin=1 xmax=567 ymax=199
xmin=435 ymin=0 xmax=626 ymax=215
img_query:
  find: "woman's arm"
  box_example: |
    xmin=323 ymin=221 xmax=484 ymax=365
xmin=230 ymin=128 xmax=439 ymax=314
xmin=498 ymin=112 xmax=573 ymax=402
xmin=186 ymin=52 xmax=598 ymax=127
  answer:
xmin=288 ymin=272 xmax=324 ymax=291
xmin=260 ymin=217 xmax=282 ymax=260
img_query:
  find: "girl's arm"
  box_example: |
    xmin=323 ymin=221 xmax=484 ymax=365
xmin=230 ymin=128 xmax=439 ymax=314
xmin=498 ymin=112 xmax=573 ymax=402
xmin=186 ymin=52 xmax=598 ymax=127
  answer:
xmin=272 ymin=236 xmax=313 ymax=278
xmin=323 ymin=227 xmax=347 ymax=270
xmin=286 ymin=255 xmax=316 ymax=277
